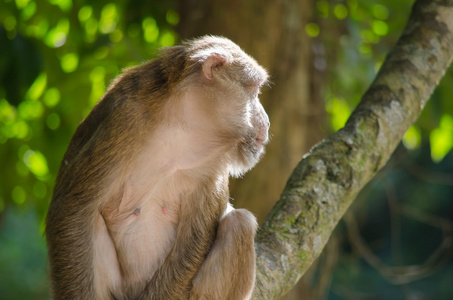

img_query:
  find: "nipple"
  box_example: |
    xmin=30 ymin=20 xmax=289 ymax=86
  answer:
xmin=133 ymin=208 xmax=141 ymax=216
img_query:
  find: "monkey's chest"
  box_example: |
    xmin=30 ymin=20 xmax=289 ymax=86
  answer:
xmin=100 ymin=198 xmax=180 ymax=283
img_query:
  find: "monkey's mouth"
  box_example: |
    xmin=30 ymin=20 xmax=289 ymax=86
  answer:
xmin=255 ymin=137 xmax=266 ymax=149
xmin=238 ymin=130 xmax=268 ymax=158
xmin=255 ymin=130 xmax=269 ymax=149
xmin=231 ymin=135 xmax=267 ymax=177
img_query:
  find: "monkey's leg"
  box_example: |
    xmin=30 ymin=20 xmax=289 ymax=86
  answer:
xmin=190 ymin=208 xmax=258 ymax=300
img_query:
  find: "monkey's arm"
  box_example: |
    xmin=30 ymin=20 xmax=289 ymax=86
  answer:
xmin=190 ymin=207 xmax=258 ymax=300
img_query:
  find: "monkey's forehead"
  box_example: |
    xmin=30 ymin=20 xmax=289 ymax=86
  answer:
xmin=239 ymin=64 xmax=269 ymax=87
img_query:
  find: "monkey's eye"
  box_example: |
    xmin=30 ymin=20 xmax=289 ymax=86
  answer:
xmin=249 ymin=85 xmax=259 ymax=99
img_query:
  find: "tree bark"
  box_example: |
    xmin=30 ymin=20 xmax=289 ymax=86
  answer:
xmin=252 ymin=1 xmax=453 ymax=299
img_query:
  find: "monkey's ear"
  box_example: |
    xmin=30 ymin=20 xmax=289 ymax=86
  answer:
xmin=201 ymin=53 xmax=227 ymax=80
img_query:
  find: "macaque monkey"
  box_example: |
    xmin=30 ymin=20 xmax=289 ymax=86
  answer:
xmin=46 ymin=35 xmax=269 ymax=300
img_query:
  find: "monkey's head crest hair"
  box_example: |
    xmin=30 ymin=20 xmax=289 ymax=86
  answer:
xmin=186 ymin=36 xmax=236 ymax=64
xmin=184 ymin=35 xmax=268 ymax=87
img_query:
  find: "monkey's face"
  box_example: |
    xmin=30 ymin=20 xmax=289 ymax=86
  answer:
xmin=200 ymin=57 xmax=270 ymax=178
xmin=171 ymin=77 xmax=269 ymax=178
xmin=229 ymin=88 xmax=269 ymax=177
xmin=201 ymin=76 xmax=269 ymax=178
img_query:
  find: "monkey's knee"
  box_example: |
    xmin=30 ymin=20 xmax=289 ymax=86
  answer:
xmin=191 ymin=208 xmax=257 ymax=300
xmin=219 ymin=208 xmax=258 ymax=238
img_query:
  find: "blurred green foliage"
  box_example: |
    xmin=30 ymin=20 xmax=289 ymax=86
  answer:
xmin=0 ymin=0 xmax=179 ymax=215
xmin=0 ymin=0 xmax=452 ymax=299
xmin=319 ymin=0 xmax=453 ymax=162
xmin=0 ymin=0 xmax=178 ymax=297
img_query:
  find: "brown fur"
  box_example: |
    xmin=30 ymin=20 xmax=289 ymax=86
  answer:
xmin=46 ymin=36 xmax=269 ymax=300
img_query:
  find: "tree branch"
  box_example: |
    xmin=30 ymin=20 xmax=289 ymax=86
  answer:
xmin=252 ymin=1 xmax=453 ymax=299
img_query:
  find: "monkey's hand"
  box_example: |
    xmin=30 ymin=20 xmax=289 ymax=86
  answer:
xmin=190 ymin=208 xmax=258 ymax=300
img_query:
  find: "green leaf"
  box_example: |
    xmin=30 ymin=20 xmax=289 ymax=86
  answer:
xmin=334 ymin=4 xmax=348 ymax=20
xmin=402 ymin=125 xmax=421 ymax=150
xmin=372 ymin=4 xmax=389 ymax=20
xmin=326 ymin=96 xmax=351 ymax=131
xmin=100 ymin=3 xmax=118 ymax=34
xmin=305 ymin=23 xmax=320 ymax=38
xmin=78 ymin=5 xmax=92 ymax=22
xmin=45 ymin=19 xmax=70 ymax=48
xmin=49 ymin=0 xmax=72 ymax=12
xmin=11 ymin=186 xmax=26 ymax=205
xmin=166 ymin=10 xmax=180 ymax=26
xmin=43 ymin=88 xmax=61 ymax=107
xmin=25 ymin=73 xmax=47 ymax=101
xmin=372 ymin=20 xmax=388 ymax=36
xmin=23 ymin=150 xmax=49 ymax=178
xmin=430 ymin=114 xmax=453 ymax=162
xmin=60 ymin=53 xmax=79 ymax=73
xmin=143 ymin=17 xmax=159 ymax=43
xmin=46 ymin=113 xmax=60 ymax=130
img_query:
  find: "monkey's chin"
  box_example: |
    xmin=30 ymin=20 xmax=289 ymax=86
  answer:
xmin=228 ymin=143 xmax=265 ymax=178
